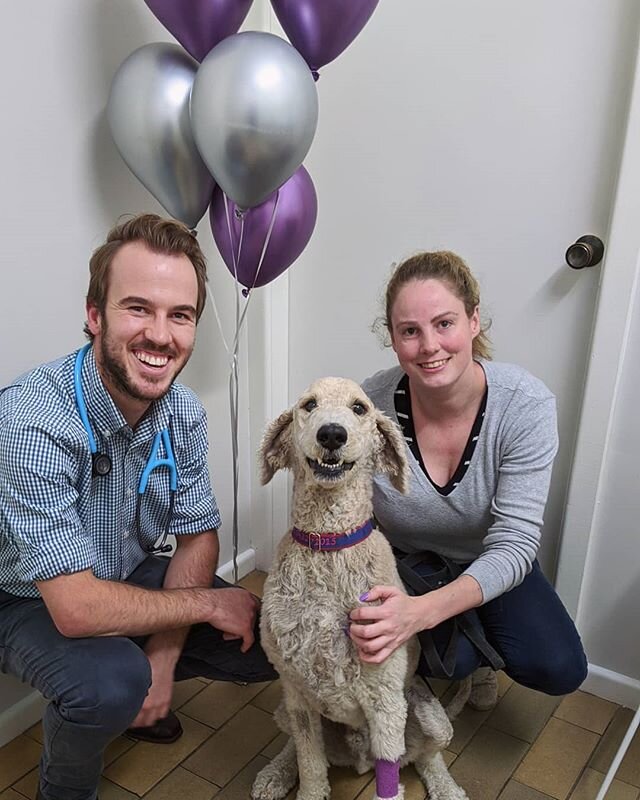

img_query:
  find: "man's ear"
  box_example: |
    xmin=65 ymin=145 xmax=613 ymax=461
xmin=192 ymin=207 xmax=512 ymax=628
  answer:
xmin=258 ymin=407 xmax=294 ymax=485
xmin=86 ymin=303 xmax=102 ymax=337
xmin=374 ymin=410 xmax=410 ymax=494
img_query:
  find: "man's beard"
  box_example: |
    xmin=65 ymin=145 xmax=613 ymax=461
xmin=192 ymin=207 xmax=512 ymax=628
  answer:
xmin=96 ymin=323 xmax=189 ymax=404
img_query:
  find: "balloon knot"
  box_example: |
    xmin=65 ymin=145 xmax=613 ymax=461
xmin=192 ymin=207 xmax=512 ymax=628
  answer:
xmin=311 ymin=70 xmax=320 ymax=82
xmin=242 ymin=287 xmax=250 ymax=298
xmin=189 ymin=229 xmax=198 ymax=237
xmin=234 ymin=207 xmax=245 ymax=220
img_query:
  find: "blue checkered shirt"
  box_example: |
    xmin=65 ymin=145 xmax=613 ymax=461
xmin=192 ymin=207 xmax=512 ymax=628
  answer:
xmin=0 ymin=347 xmax=221 ymax=598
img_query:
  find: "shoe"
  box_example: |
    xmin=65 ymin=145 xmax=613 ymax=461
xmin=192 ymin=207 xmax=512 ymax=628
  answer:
xmin=125 ymin=709 xmax=183 ymax=744
xmin=467 ymin=667 xmax=499 ymax=711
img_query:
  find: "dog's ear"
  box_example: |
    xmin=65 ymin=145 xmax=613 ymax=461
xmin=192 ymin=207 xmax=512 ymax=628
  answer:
xmin=374 ymin=410 xmax=410 ymax=494
xmin=259 ymin=407 xmax=294 ymax=484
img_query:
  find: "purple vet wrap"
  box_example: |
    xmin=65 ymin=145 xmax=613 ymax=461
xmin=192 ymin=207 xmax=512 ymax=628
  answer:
xmin=375 ymin=759 xmax=399 ymax=799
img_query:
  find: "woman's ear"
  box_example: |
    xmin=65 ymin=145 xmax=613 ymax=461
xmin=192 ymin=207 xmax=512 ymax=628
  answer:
xmin=374 ymin=410 xmax=409 ymax=494
xmin=470 ymin=305 xmax=480 ymax=338
xmin=258 ymin=407 xmax=294 ymax=484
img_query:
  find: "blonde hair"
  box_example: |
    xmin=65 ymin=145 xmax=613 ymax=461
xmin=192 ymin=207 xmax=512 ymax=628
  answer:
xmin=382 ymin=250 xmax=492 ymax=360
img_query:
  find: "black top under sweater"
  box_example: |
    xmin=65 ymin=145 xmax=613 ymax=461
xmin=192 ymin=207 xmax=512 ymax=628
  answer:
xmin=393 ymin=374 xmax=488 ymax=496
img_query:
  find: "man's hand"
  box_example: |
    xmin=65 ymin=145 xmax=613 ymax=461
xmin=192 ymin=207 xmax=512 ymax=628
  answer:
xmin=129 ymin=654 xmax=174 ymax=728
xmin=208 ymin=587 xmax=259 ymax=652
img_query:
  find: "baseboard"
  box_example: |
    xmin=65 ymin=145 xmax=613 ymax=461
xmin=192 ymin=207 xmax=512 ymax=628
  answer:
xmin=0 ymin=690 xmax=47 ymax=748
xmin=584 ymin=663 xmax=640 ymax=709
xmin=218 ymin=547 xmax=256 ymax=583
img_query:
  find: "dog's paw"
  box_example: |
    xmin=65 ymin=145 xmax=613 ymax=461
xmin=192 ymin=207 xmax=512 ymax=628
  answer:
xmin=424 ymin=783 xmax=469 ymax=800
xmin=415 ymin=753 xmax=468 ymax=800
xmin=252 ymin=760 xmax=298 ymax=800
xmin=373 ymin=785 xmax=405 ymax=800
xmin=295 ymin=789 xmax=330 ymax=800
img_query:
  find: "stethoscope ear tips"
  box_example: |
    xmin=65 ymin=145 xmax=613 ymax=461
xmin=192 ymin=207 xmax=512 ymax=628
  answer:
xmin=92 ymin=453 xmax=113 ymax=478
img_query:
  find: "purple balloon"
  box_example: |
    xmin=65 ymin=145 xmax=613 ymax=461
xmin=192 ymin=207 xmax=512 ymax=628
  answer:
xmin=210 ymin=166 xmax=317 ymax=289
xmin=144 ymin=0 xmax=253 ymax=62
xmin=271 ymin=0 xmax=379 ymax=74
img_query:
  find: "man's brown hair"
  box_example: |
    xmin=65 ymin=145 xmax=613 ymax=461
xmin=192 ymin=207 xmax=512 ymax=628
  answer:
xmin=84 ymin=214 xmax=207 ymax=339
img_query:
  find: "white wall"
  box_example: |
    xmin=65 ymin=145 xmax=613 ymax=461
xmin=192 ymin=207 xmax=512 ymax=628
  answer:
xmin=281 ymin=0 xmax=640 ymax=705
xmin=0 ymin=0 xmax=266 ymax=735
xmin=285 ymin=0 xmax=640 ymax=576
xmin=554 ymin=31 xmax=640 ymax=704
xmin=577 ymin=264 xmax=640 ymax=682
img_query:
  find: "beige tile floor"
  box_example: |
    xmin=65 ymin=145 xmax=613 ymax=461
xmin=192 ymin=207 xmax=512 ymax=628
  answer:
xmin=1 ymin=571 xmax=639 ymax=800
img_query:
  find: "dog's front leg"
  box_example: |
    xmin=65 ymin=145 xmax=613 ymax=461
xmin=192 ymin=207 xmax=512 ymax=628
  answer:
xmin=358 ymin=674 xmax=408 ymax=800
xmin=407 ymin=678 xmax=468 ymax=800
xmin=283 ymin=687 xmax=331 ymax=800
xmin=252 ymin=737 xmax=299 ymax=800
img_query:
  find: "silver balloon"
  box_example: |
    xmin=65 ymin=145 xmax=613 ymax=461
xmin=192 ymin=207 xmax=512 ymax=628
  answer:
xmin=107 ymin=43 xmax=215 ymax=228
xmin=191 ymin=31 xmax=318 ymax=210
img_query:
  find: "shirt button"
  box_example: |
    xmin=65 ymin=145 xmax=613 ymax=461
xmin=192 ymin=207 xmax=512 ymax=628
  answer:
xmin=127 ymin=488 xmax=133 ymax=496
xmin=123 ymin=530 xmax=129 ymax=538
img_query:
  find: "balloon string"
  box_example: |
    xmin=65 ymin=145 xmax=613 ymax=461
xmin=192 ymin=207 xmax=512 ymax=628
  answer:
xmin=206 ymin=285 xmax=231 ymax=357
xmin=213 ymin=191 xmax=280 ymax=584
xmin=229 ymin=188 xmax=281 ymax=354
xmin=250 ymin=189 xmax=280 ymax=293
xmin=204 ymin=278 xmax=241 ymax=582
xmin=222 ymin=192 xmax=248 ymax=584
xmin=228 ymin=349 xmax=240 ymax=584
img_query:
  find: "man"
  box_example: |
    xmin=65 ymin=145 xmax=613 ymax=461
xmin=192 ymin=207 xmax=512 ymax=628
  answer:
xmin=0 ymin=214 xmax=276 ymax=800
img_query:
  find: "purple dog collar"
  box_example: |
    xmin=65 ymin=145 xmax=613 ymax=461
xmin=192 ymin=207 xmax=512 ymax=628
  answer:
xmin=291 ymin=519 xmax=375 ymax=552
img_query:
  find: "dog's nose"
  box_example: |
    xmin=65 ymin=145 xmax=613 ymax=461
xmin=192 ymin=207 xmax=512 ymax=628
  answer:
xmin=317 ymin=424 xmax=348 ymax=451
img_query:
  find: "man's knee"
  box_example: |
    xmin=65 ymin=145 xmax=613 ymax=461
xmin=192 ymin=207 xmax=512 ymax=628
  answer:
xmin=57 ymin=638 xmax=151 ymax=731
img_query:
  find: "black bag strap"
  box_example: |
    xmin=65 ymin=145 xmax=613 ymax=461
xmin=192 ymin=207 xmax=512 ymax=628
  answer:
xmin=396 ymin=551 xmax=505 ymax=679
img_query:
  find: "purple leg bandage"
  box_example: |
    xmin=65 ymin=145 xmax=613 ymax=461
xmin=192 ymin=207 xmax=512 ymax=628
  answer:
xmin=375 ymin=759 xmax=400 ymax=798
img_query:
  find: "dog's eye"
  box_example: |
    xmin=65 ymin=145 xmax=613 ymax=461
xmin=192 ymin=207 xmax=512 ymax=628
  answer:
xmin=303 ymin=398 xmax=317 ymax=412
xmin=352 ymin=402 xmax=367 ymax=416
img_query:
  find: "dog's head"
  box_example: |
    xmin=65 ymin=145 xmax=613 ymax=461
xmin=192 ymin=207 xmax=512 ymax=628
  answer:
xmin=259 ymin=377 xmax=409 ymax=493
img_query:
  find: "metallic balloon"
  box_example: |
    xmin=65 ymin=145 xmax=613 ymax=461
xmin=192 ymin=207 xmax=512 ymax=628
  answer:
xmin=191 ymin=31 xmax=318 ymax=211
xmin=143 ymin=0 xmax=254 ymax=63
xmin=210 ymin=166 xmax=318 ymax=289
xmin=107 ymin=43 xmax=215 ymax=228
xmin=271 ymin=0 xmax=379 ymax=75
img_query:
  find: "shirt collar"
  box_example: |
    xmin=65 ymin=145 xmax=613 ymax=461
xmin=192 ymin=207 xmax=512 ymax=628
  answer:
xmin=79 ymin=345 xmax=173 ymax=442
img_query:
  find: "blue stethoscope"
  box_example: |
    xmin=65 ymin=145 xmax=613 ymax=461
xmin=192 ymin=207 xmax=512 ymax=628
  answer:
xmin=74 ymin=343 xmax=176 ymax=554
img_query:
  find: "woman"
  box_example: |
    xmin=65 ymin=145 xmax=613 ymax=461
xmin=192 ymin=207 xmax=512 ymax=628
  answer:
xmin=349 ymin=251 xmax=587 ymax=709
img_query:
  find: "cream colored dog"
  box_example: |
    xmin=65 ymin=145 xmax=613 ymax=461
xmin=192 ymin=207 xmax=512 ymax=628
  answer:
xmin=251 ymin=377 xmax=468 ymax=800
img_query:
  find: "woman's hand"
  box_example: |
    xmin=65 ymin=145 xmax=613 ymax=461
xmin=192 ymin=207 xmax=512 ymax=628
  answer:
xmin=348 ymin=575 xmax=484 ymax=664
xmin=348 ymin=585 xmax=427 ymax=664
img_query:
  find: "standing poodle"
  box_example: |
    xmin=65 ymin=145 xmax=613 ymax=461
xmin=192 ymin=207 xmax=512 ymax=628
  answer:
xmin=252 ymin=377 xmax=467 ymax=800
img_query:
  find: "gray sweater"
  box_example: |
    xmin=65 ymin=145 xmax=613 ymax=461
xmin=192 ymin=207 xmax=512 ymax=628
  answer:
xmin=362 ymin=362 xmax=558 ymax=603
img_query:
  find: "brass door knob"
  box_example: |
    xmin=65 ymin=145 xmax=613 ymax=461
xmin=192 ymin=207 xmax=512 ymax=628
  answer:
xmin=565 ymin=235 xmax=605 ymax=269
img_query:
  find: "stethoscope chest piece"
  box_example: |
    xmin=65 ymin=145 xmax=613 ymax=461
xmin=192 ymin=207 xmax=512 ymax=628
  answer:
xmin=92 ymin=452 xmax=113 ymax=477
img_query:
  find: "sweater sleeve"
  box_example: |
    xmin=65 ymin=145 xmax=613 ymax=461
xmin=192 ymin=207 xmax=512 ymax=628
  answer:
xmin=464 ymin=394 xmax=558 ymax=602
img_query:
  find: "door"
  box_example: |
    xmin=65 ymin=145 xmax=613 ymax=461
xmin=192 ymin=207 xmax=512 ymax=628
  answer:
xmin=282 ymin=0 xmax=640 ymax=575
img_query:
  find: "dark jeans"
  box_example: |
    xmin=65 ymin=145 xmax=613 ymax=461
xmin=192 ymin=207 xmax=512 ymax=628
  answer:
xmin=414 ymin=560 xmax=588 ymax=694
xmin=0 ymin=557 xmax=277 ymax=800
